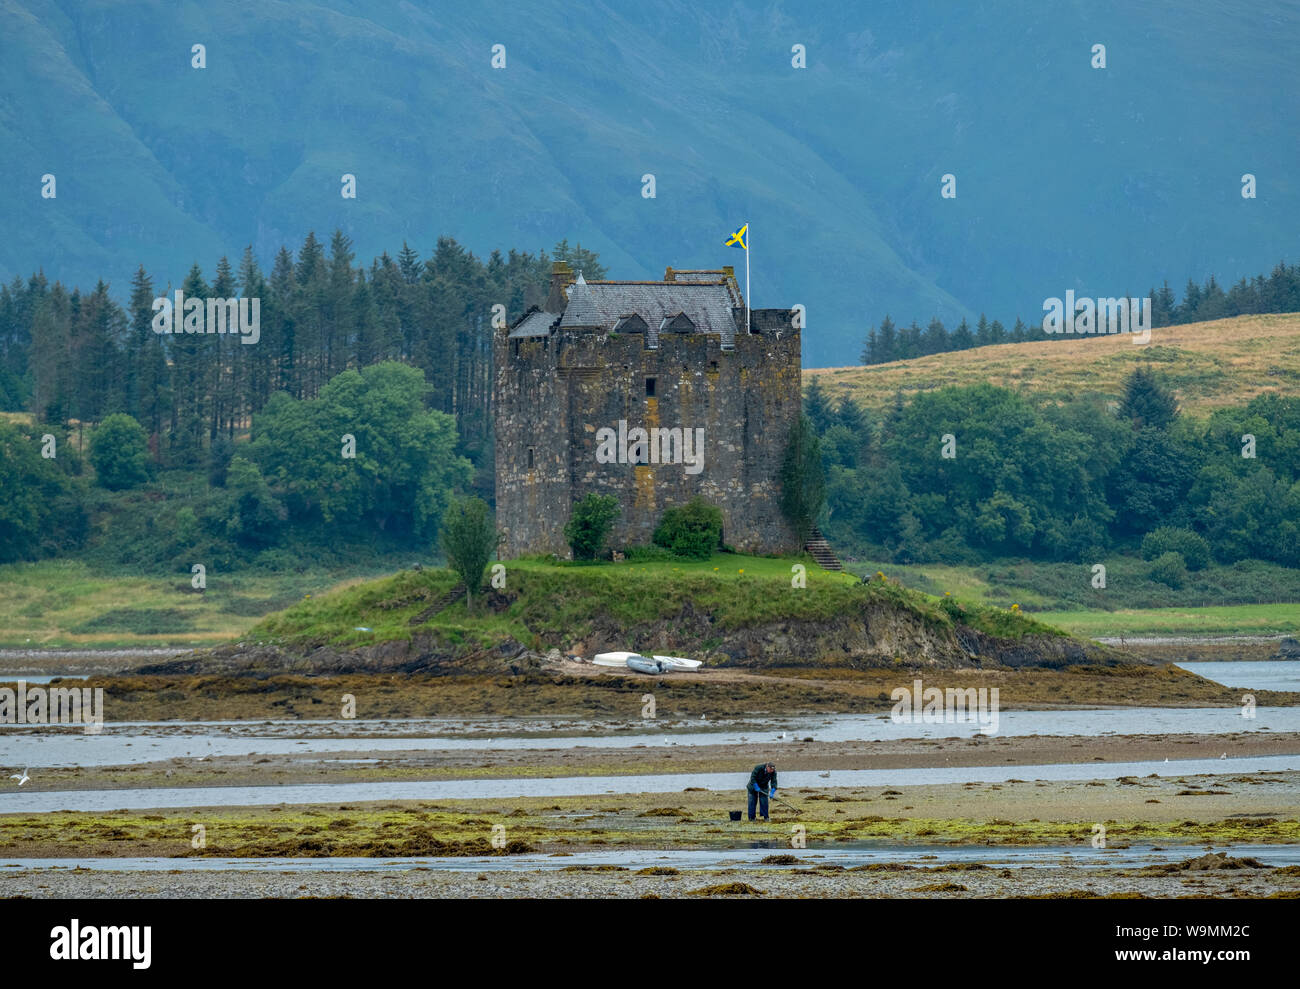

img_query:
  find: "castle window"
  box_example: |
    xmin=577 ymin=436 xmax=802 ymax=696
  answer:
xmin=645 ymin=377 xmax=656 ymax=397
xmin=527 ymin=447 xmax=535 ymax=469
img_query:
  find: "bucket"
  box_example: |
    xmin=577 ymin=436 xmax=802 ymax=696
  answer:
xmin=729 ymin=810 xmax=742 ymax=821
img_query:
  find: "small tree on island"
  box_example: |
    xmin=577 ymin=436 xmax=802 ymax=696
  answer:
xmin=780 ymin=413 xmax=826 ymax=546
xmin=565 ymin=493 xmax=620 ymax=560
xmin=440 ymin=496 xmax=500 ymax=609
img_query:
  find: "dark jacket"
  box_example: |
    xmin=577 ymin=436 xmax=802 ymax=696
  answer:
xmin=748 ymin=764 xmax=777 ymax=793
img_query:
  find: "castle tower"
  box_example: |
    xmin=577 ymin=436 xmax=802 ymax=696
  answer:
xmin=493 ymin=263 xmax=802 ymax=557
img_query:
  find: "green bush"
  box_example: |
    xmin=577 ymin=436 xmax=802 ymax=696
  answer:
xmin=653 ymin=497 xmax=723 ymax=559
xmin=1148 ymin=551 xmax=1188 ymax=589
xmin=1141 ymin=526 xmax=1212 ymax=570
xmin=220 ymin=457 xmax=286 ymax=546
xmin=88 ymin=413 xmax=150 ymax=490
xmin=565 ymin=493 xmax=620 ymax=560
xmin=0 ymin=421 xmax=87 ymax=563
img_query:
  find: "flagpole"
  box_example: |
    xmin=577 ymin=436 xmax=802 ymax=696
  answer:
xmin=746 ymin=224 xmax=751 ymax=334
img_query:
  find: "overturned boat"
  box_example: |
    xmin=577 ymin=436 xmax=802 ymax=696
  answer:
xmin=591 ymin=651 xmax=702 ymax=673
xmin=651 ymin=654 xmax=702 ymax=671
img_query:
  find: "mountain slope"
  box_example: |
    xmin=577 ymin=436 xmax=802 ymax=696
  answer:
xmin=1 ymin=0 xmax=1297 ymax=364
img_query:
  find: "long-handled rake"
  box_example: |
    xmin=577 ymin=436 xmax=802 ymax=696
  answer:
xmin=752 ymin=789 xmax=800 ymax=816
xmin=768 ymin=792 xmax=801 ymax=815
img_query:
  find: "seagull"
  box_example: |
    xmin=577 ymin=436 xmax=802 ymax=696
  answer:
xmin=818 ymin=771 xmax=830 ymax=778
xmin=1220 ymin=753 xmax=1227 ymax=759
xmin=9 ymin=769 xmax=29 ymax=786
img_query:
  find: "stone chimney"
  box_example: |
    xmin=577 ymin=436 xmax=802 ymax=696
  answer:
xmin=546 ymin=260 xmax=574 ymax=313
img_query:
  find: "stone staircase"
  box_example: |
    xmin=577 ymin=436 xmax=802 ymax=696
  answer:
xmin=804 ymin=526 xmax=843 ymax=571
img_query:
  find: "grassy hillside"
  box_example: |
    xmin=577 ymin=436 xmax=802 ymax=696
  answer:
xmin=806 ymin=313 xmax=1300 ymax=416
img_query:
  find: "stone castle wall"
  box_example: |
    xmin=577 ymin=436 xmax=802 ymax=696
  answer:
xmin=494 ymin=310 xmax=802 ymax=558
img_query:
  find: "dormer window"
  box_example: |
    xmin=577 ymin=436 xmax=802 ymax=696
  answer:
xmin=613 ymin=314 xmax=649 ymax=334
xmin=660 ymin=311 xmax=696 ymax=334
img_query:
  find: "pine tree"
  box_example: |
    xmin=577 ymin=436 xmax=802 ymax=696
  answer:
xmin=209 ymin=257 xmax=237 ymax=442
xmin=397 ymin=241 xmax=422 ymax=285
xmin=1118 ymin=367 xmax=1179 ymax=430
xmin=860 ymin=327 xmax=878 ymax=365
xmin=75 ymin=280 xmax=126 ymax=423
xmin=236 ymin=246 xmax=267 ymax=427
xmin=1199 ymin=275 xmax=1228 ymax=322
xmin=353 ymin=270 xmax=381 ymax=367
xmin=326 ymin=230 xmax=357 ymax=380
xmin=551 ymin=239 xmax=608 ymax=281
xmin=803 ymin=376 xmax=834 ymax=433
xmin=950 ymin=317 xmax=974 ymax=350
xmin=269 ymin=248 xmax=296 ymax=396
xmin=126 ymin=266 xmax=169 ymax=449
xmin=295 ymin=233 xmax=327 ymax=396
xmin=897 ymin=321 xmax=922 ymax=360
xmin=836 ymin=394 xmax=867 ymax=434
xmin=1226 ymin=277 xmax=1253 ymax=317
xmin=923 ymin=317 xmax=948 ymax=355
xmin=1178 ymin=278 xmax=1202 ymax=323
xmin=879 ymin=315 xmax=898 ymax=362
xmin=1152 ymin=281 xmax=1177 ymax=327
xmin=170 ymin=263 xmax=210 ymax=463
xmin=29 ymin=282 xmax=71 ymax=422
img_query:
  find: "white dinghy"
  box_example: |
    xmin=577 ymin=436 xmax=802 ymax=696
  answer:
xmin=652 ymin=655 xmax=702 ymax=671
xmin=590 ymin=650 xmax=702 ymax=672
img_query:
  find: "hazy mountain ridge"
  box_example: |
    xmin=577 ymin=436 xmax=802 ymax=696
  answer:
xmin=2 ymin=0 xmax=1297 ymax=364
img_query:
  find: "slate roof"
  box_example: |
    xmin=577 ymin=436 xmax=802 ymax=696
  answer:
xmin=509 ymin=269 xmax=760 ymax=347
xmin=559 ymin=278 xmax=742 ymax=346
xmin=507 ymin=308 xmax=559 ymax=339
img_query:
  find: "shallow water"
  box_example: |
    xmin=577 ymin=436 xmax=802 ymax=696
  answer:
xmin=2 ymin=706 xmax=1292 ymax=769
xmin=1 ymin=754 xmax=1294 ymax=814
xmin=3 ymin=842 xmax=1297 ymax=872
xmin=1175 ymin=661 xmax=1300 ymax=693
